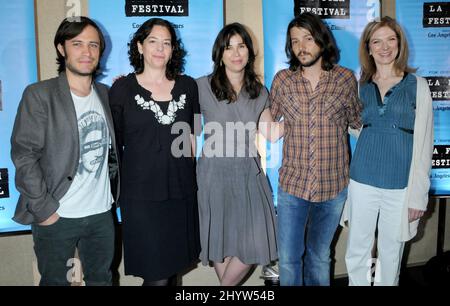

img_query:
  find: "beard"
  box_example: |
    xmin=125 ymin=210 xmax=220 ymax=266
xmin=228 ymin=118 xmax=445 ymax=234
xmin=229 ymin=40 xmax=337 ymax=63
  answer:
xmin=66 ymin=61 xmax=97 ymax=77
xmin=297 ymin=49 xmax=323 ymax=68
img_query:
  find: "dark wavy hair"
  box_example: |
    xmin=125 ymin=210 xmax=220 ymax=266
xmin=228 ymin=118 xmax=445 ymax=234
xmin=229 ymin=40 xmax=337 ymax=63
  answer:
xmin=210 ymin=23 xmax=262 ymax=103
xmin=54 ymin=16 xmax=106 ymax=75
xmin=128 ymin=18 xmax=186 ymax=80
xmin=285 ymin=13 xmax=340 ymax=71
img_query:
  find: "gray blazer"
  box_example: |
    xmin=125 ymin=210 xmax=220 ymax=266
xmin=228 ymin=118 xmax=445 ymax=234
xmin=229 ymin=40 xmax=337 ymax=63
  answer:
xmin=10 ymin=72 xmax=120 ymax=225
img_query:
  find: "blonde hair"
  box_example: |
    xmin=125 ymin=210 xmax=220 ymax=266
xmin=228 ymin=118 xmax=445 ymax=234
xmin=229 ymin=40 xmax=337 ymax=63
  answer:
xmin=359 ymin=16 xmax=416 ymax=84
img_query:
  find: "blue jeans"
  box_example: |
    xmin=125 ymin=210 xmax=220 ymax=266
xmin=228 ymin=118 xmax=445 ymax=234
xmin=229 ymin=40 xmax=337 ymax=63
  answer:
xmin=31 ymin=210 xmax=115 ymax=286
xmin=277 ymin=187 xmax=347 ymax=286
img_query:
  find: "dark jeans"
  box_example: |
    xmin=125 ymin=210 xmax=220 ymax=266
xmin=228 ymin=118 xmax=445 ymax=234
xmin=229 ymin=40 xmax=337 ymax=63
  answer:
xmin=277 ymin=187 xmax=347 ymax=286
xmin=31 ymin=210 xmax=115 ymax=286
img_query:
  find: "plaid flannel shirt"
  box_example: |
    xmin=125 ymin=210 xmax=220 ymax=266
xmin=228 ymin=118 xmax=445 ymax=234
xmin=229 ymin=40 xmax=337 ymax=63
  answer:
xmin=270 ymin=65 xmax=362 ymax=202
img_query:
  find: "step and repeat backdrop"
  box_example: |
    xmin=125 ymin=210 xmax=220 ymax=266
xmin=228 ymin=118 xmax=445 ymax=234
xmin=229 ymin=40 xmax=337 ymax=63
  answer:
xmin=89 ymin=0 xmax=223 ymax=84
xmin=0 ymin=1 xmax=37 ymax=233
xmin=396 ymin=0 xmax=450 ymax=196
xmin=0 ymin=0 xmax=448 ymax=233
xmin=0 ymin=0 xmax=223 ymax=233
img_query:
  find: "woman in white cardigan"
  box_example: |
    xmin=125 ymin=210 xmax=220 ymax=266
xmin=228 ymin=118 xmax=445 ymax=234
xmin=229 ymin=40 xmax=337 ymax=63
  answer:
xmin=342 ymin=16 xmax=433 ymax=286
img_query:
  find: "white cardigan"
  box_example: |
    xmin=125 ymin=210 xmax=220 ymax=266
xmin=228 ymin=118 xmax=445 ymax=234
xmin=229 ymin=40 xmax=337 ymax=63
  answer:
xmin=341 ymin=75 xmax=434 ymax=242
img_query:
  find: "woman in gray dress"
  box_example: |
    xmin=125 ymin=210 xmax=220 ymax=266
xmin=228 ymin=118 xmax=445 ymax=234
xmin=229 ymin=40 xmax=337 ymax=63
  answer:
xmin=196 ymin=23 xmax=283 ymax=286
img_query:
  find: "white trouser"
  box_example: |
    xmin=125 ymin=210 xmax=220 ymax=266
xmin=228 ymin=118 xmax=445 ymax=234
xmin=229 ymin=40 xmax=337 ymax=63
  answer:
xmin=345 ymin=179 xmax=406 ymax=286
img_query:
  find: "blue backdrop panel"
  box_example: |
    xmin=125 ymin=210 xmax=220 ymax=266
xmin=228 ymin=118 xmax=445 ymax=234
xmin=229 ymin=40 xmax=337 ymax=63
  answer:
xmin=262 ymin=0 xmax=380 ymax=205
xmin=397 ymin=0 xmax=450 ymax=196
xmin=89 ymin=0 xmax=223 ymax=84
xmin=0 ymin=1 xmax=37 ymax=233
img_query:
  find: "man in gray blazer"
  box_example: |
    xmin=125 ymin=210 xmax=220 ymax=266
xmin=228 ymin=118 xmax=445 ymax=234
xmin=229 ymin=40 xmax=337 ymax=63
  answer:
xmin=11 ymin=16 xmax=119 ymax=286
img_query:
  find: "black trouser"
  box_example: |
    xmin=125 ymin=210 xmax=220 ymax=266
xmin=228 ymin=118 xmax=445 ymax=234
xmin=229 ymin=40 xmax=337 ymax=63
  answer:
xmin=32 ymin=210 xmax=115 ymax=286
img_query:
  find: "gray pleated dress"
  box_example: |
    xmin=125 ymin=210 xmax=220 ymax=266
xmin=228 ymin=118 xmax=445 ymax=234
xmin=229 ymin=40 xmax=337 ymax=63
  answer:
xmin=196 ymin=76 xmax=278 ymax=266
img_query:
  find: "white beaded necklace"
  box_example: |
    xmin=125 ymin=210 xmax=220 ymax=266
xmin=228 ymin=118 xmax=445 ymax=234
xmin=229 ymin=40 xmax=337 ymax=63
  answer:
xmin=135 ymin=94 xmax=186 ymax=125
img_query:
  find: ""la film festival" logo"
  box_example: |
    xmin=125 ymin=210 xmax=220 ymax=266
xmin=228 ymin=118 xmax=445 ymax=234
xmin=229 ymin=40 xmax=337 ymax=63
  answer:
xmin=294 ymin=0 xmax=350 ymax=19
xmin=125 ymin=0 xmax=189 ymax=17
xmin=423 ymin=2 xmax=450 ymax=27
xmin=425 ymin=76 xmax=450 ymax=100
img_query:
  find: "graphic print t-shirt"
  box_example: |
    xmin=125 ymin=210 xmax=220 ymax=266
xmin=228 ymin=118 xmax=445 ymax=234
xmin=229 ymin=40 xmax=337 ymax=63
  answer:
xmin=57 ymin=87 xmax=113 ymax=218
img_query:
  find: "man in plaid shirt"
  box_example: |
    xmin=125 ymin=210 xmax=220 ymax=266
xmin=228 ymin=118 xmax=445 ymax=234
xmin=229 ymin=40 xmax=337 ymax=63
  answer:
xmin=270 ymin=13 xmax=362 ymax=286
